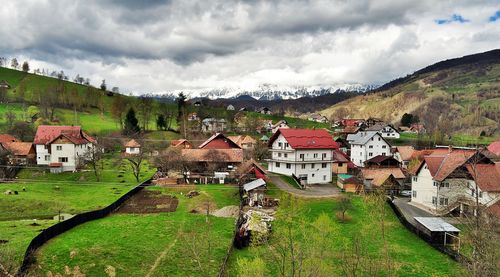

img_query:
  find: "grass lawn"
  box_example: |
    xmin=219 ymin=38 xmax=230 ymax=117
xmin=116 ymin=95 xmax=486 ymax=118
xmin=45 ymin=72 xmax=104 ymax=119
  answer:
xmin=0 ymin=156 xmax=156 ymax=273
xmin=279 ymin=174 xmax=302 ymax=189
xmin=32 ymin=185 xmax=239 ymax=276
xmin=390 ymin=132 xmax=497 ymax=147
xmin=225 ymin=195 xmax=463 ymax=276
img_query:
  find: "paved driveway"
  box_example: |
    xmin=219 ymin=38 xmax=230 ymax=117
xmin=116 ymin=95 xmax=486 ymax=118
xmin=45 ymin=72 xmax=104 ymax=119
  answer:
xmin=269 ymin=175 xmax=340 ymax=198
xmin=393 ymin=197 xmax=433 ymax=225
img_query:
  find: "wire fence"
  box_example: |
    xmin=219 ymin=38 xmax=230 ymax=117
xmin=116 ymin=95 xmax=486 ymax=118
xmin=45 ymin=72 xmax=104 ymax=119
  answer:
xmin=15 ymin=178 xmax=152 ymax=277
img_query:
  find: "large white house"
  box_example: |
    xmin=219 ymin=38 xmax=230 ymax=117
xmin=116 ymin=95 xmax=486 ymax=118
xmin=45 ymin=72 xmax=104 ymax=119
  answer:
xmin=34 ymin=125 xmax=96 ymax=173
xmin=267 ymin=128 xmax=339 ymax=184
xmin=411 ymin=148 xmax=499 ymax=216
xmin=347 ymin=131 xmax=392 ymax=167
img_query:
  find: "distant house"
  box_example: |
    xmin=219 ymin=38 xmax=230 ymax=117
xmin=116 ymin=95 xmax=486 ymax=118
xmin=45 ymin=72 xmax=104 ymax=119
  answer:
xmin=271 ymin=120 xmax=289 ymax=134
xmin=366 ymin=117 xmax=384 ymax=127
xmin=228 ymin=135 xmax=257 ymax=150
xmin=365 ymin=123 xmax=400 ymax=139
xmin=170 ymin=139 xmax=193 ymax=149
xmin=2 ymin=142 xmax=35 ymax=165
xmin=364 ymin=155 xmax=401 ymax=168
xmin=337 ymin=174 xmax=363 ymax=193
xmin=361 ymin=167 xmax=406 ymax=193
xmin=409 ymin=123 xmax=426 ymax=134
xmin=259 ymin=135 xmax=270 ymax=143
xmin=258 ymin=107 xmax=271 ymax=115
xmin=193 ymin=101 xmax=202 ymax=107
xmin=237 ymin=159 xmax=267 ymax=180
xmin=267 ymin=128 xmax=339 ymax=185
xmin=393 ymin=146 xmax=416 ymax=168
xmin=201 ymin=118 xmax=226 ymax=133
xmin=34 ymin=125 xmax=96 ymax=173
xmin=347 ymin=131 xmax=392 ymax=167
xmin=410 ymin=148 xmax=499 ymax=216
xmin=227 ymin=104 xmax=235 ymax=111
xmin=0 ymin=80 xmax=11 ymax=89
xmin=187 ymin=113 xmax=199 ymax=121
xmin=199 ymin=133 xmax=241 ymax=149
xmin=308 ymin=114 xmax=328 ymax=123
xmin=124 ymin=139 xmax=141 ymax=155
xmin=332 ymin=150 xmax=349 ymax=174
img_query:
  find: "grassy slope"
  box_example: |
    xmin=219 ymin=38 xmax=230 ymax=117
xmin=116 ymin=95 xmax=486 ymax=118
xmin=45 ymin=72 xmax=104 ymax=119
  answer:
xmin=321 ymin=63 xmax=500 ymax=137
xmin=33 ymin=185 xmax=238 ymax=276
xmin=0 ymin=157 xmax=156 ymax=270
xmin=226 ymin=195 xmax=462 ymax=276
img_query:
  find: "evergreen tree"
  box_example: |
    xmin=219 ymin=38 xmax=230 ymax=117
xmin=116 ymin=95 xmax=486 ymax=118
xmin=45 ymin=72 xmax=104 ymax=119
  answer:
xmin=156 ymin=114 xmax=166 ymax=130
xmin=123 ymin=108 xmax=140 ymax=135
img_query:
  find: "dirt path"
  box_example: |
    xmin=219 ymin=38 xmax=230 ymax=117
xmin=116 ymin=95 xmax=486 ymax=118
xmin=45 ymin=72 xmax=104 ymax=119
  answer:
xmin=269 ymin=175 xmax=340 ymax=198
xmin=145 ymin=238 xmax=178 ymax=277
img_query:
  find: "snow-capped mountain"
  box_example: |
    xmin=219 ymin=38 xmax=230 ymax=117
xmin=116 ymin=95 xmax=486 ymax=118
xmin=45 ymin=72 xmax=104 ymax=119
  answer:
xmin=156 ymin=83 xmax=376 ymax=100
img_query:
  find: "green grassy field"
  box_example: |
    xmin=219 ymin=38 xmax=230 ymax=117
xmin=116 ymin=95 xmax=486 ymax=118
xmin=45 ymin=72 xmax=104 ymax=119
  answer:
xmin=0 ymin=156 xmax=156 ymax=272
xmin=32 ymin=185 xmax=239 ymax=276
xmin=226 ymin=195 xmax=463 ymax=276
xmin=390 ymin=132 xmax=498 ymax=147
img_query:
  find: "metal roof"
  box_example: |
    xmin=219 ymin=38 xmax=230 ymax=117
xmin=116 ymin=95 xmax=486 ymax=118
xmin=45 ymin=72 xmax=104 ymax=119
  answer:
xmin=346 ymin=131 xmax=380 ymax=145
xmin=414 ymin=217 xmax=460 ymax=232
xmin=243 ymin=178 xmax=266 ymax=192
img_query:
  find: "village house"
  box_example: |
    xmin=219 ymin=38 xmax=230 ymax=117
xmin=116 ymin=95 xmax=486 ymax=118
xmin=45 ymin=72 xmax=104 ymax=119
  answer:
xmin=347 ymin=131 xmax=392 ymax=167
xmin=332 ymin=150 xmax=350 ymax=174
xmin=410 ymin=147 xmax=500 ymax=216
xmin=410 ymin=123 xmax=426 ymax=134
xmin=337 ymin=174 xmax=363 ymax=193
xmin=227 ymin=104 xmax=235 ymax=111
xmin=228 ymin=135 xmax=257 ymax=150
xmin=258 ymin=107 xmax=271 ymax=115
xmin=366 ymin=117 xmax=384 ymax=127
xmin=271 ymin=120 xmax=289 ymax=134
xmin=393 ymin=145 xmax=416 ymax=168
xmin=170 ymin=139 xmax=193 ymax=149
xmin=34 ymin=125 xmax=96 ymax=173
xmin=242 ymin=178 xmax=267 ymax=207
xmin=2 ymin=142 xmax=36 ymax=165
xmin=124 ymin=139 xmax=141 ymax=155
xmin=365 ymin=123 xmax=400 ymax=139
xmin=267 ymin=128 xmax=339 ymax=184
xmin=361 ymin=166 xmax=406 ymax=193
xmin=237 ymin=158 xmax=267 ymax=180
xmin=201 ymin=118 xmax=226 ymax=133
xmin=187 ymin=112 xmax=199 ymax=121
xmin=308 ymin=113 xmax=328 ymax=123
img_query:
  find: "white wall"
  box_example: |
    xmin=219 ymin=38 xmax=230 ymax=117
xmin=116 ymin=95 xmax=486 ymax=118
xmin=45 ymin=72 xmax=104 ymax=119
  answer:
xmin=350 ymin=133 xmax=391 ymax=167
xmin=36 ymin=144 xmax=50 ymax=165
xmin=126 ymin=147 xmax=140 ymax=154
xmin=379 ymin=126 xmax=400 ymax=139
xmin=36 ymin=142 xmax=94 ymax=172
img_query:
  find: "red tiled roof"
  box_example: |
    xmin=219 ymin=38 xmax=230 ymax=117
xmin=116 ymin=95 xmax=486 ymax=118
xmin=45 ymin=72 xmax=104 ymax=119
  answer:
xmin=466 ymin=163 xmax=500 ymax=192
xmin=171 ymin=139 xmax=192 ymax=148
xmin=487 ymin=141 xmax=500 ymax=156
xmin=198 ymin=133 xmax=241 ymax=149
xmin=0 ymin=134 xmax=18 ymax=144
xmin=432 ymin=150 xmax=476 ymax=181
xmin=366 ymin=155 xmax=399 ymax=164
xmin=486 ymin=201 xmax=500 ymax=217
xmin=396 ymin=146 xmax=415 ymax=161
xmin=34 ymin=126 xmax=95 ymax=145
xmin=269 ymin=128 xmax=338 ymax=149
xmin=333 ymin=150 xmax=349 ymax=163
xmin=181 ymin=148 xmax=243 ymax=163
xmin=3 ymin=142 xmax=34 ymax=156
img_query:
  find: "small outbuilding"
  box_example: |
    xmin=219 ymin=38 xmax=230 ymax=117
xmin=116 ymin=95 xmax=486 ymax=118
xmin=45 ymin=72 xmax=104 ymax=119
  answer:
xmin=124 ymin=139 xmax=141 ymax=155
xmin=243 ymin=178 xmax=267 ymax=207
xmin=414 ymin=217 xmax=460 ymax=244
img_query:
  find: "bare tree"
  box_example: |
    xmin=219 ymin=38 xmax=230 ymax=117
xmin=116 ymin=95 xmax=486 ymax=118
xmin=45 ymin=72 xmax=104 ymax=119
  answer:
xmin=80 ymin=144 xmax=103 ymax=181
xmin=123 ymin=142 xmax=148 ymax=182
xmin=336 ymin=194 xmax=352 ymax=222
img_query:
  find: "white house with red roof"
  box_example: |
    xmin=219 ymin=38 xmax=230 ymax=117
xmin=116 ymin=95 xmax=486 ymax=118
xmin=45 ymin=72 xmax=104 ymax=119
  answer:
xmin=34 ymin=125 xmax=96 ymax=172
xmin=267 ymin=128 xmax=339 ymax=184
xmin=410 ymin=147 xmax=500 ymax=216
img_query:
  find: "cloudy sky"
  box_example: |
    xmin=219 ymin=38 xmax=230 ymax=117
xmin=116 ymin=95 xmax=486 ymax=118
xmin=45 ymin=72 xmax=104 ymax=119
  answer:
xmin=1 ymin=0 xmax=499 ymax=94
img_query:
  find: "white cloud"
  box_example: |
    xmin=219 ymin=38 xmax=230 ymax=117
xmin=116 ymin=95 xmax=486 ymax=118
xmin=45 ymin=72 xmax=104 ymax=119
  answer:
xmin=0 ymin=0 xmax=499 ymax=94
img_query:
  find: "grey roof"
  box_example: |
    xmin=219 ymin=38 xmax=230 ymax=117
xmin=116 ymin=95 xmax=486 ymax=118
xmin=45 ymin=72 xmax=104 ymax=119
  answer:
xmin=346 ymin=131 xmax=380 ymax=145
xmin=414 ymin=217 xmax=460 ymax=232
xmin=243 ymin=178 xmax=266 ymax=192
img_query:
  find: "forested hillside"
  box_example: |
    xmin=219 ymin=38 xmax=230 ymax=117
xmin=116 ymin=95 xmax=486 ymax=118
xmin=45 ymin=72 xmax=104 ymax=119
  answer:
xmin=321 ymin=49 xmax=500 ymax=137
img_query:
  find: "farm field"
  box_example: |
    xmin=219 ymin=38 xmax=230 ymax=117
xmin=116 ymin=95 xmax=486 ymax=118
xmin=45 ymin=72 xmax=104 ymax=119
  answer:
xmin=225 ymin=195 xmax=463 ymax=276
xmin=31 ymin=185 xmax=239 ymax=276
xmin=0 ymin=157 xmax=156 ymax=272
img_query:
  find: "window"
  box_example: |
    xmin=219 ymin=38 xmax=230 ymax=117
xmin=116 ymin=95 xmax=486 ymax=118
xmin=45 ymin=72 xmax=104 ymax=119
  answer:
xmin=276 ymin=162 xmax=280 ymax=168
xmin=369 ymin=145 xmax=373 ymax=149
xmin=286 ymin=163 xmax=291 ymax=169
xmin=285 ymin=143 xmax=289 ymax=148
xmin=301 ymin=164 xmax=306 ymax=169
xmin=433 ymin=181 xmax=438 ymax=187
xmin=322 ymin=163 xmax=327 ymax=168
xmin=58 ymin=157 xmax=68 ymax=163
xmin=359 ymin=152 xmax=362 ymax=156
xmin=44 ymin=155 xmax=50 ymax=161
xmin=338 ymin=162 xmax=343 ymax=167
xmin=323 ymin=175 xmax=326 ymax=181
xmin=278 ymin=142 xmax=282 ymax=148
xmin=278 ymin=153 xmax=282 ymax=157
xmin=311 ymin=164 xmax=315 ymax=169
xmin=382 ymin=153 xmax=386 ymax=156
xmin=299 ymin=154 xmax=304 ymax=160
xmin=440 ymin=182 xmax=450 ymax=188
xmin=322 ymin=153 xmax=327 ymax=159
xmin=284 ymin=153 xmax=288 ymax=158
xmin=382 ymin=145 xmax=386 ymax=149
xmin=412 ymin=176 xmax=418 ymax=182
xmin=378 ymin=138 xmax=381 ymax=141
xmin=432 ymin=196 xmax=437 ymax=204
xmin=313 ymin=153 xmax=318 ymax=158
xmin=439 ymin=197 xmax=449 ymax=206
xmin=369 ymin=152 xmax=373 ymax=157
xmin=479 ymin=191 xmax=483 ymax=198
xmin=412 ymin=191 xmax=417 ymax=198
xmin=312 ymin=174 xmax=315 ymax=177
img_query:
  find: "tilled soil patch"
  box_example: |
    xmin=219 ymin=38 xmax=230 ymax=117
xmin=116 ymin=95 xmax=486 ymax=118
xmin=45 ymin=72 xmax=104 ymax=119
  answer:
xmin=115 ymin=190 xmax=178 ymax=214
